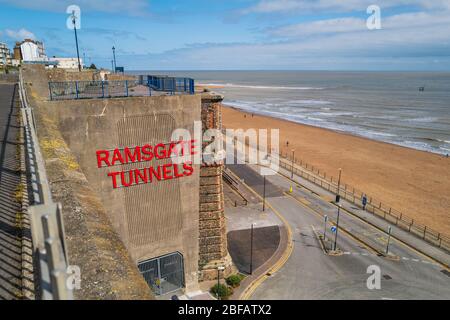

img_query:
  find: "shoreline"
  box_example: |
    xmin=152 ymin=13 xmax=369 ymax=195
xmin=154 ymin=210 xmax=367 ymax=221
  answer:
xmin=221 ymin=105 xmax=450 ymax=235
xmin=223 ymin=104 xmax=449 ymax=157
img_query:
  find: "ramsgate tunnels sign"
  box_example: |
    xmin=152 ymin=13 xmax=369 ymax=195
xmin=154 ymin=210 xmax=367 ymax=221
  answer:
xmin=95 ymin=140 xmax=197 ymax=189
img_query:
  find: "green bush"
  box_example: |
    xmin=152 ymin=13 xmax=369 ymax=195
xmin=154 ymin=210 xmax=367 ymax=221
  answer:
xmin=210 ymin=284 xmax=233 ymax=299
xmin=226 ymin=274 xmax=245 ymax=288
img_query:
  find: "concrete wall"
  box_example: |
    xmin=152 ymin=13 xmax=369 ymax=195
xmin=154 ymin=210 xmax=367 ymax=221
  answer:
xmin=40 ymin=95 xmax=202 ymax=292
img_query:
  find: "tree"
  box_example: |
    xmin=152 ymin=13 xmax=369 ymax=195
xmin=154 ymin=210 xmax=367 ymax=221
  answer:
xmin=89 ymin=63 xmax=97 ymax=70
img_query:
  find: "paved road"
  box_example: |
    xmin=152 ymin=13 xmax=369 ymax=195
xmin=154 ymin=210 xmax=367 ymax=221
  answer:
xmin=0 ymin=84 xmax=23 ymax=300
xmin=228 ymin=164 xmax=450 ymax=300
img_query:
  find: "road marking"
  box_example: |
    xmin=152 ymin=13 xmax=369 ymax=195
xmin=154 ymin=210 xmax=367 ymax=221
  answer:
xmin=362 ymin=253 xmax=369 ymax=256
xmin=273 ymin=167 xmax=450 ymax=271
xmin=344 ymin=252 xmax=351 ymax=255
xmin=227 ymin=169 xmax=295 ymax=300
xmin=412 ymin=259 xmax=420 ymax=262
xmin=402 ymin=257 xmax=410 ymax=261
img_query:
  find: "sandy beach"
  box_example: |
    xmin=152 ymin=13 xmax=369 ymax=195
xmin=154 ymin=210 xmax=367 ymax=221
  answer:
xmin=222 ymin=105 xmax=450 ymax=235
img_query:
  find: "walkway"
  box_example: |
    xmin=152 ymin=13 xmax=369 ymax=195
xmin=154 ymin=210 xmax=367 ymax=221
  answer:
xmin=0 ymin=84 xmax=24 ymax=299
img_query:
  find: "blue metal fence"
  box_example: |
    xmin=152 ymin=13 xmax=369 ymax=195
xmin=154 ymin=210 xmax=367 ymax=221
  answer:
xmin=48 ymin=75 xmax=195 ymax=101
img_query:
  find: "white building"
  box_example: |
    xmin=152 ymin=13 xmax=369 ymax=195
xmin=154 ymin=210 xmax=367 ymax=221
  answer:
xmin=49 ymin=57 xmax=84 ymax=69
xmin=0 ymin=43 xmax=12 ymax=66
xmin=15 ymin=39 xmax=48 ymax=62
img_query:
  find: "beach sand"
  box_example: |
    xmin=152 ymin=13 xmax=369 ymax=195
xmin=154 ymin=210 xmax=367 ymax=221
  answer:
xmin=222 ymin=106 xmax=450 ymax=235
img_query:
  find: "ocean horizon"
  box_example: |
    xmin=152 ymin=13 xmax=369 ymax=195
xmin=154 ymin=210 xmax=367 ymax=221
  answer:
xmin=131 ymin=70 xmax=450 ymax=155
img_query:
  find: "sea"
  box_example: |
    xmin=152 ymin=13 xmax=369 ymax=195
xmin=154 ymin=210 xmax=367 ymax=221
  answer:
xmin=134 ymin=71 xmax=450 ymax=155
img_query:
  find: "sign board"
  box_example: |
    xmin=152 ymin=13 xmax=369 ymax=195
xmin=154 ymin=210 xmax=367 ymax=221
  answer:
xmin=331 ymin=226 xmax=337 ymax=233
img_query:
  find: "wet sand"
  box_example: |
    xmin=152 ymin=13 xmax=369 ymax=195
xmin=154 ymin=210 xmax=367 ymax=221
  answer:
xmin=222 ymin=105 xmax=450 ymax=235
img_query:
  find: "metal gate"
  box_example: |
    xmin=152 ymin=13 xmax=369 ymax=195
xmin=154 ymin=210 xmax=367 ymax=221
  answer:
xmin=138 ymin=252 xmax=185 ymax=296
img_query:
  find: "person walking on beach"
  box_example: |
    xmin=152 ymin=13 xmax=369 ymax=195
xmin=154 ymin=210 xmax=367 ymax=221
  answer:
xmin=362 ymin=194 xmax=368 ymax=211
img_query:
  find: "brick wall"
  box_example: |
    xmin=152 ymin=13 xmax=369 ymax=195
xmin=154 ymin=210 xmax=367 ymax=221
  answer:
xmin=198 ymin=93 xmax=234 ymax=280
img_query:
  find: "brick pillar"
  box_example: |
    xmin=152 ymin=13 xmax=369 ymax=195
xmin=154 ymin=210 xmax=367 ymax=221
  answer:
xmin=198 ymin=92 xmax=234 ymax=281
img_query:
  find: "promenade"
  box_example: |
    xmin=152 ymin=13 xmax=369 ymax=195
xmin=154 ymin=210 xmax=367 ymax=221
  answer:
xmin=0 ymin=84 xmax=23 ymax=299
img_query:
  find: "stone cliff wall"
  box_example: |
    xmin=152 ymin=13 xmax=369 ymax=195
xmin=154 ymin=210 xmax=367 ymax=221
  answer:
xmin=199 ymin=93 xmax=234 ymax=280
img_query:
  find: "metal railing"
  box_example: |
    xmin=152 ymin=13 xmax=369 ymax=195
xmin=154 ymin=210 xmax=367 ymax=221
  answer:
xmin=19 ymin=71 xmax=73 ymax=299
xmin=49 ymin=75 xmax=195 ymax=101
xmin=139 ymin=75 xmax=195 ymax=95
xmin=277 ymin=152 xmax=450 ymax=253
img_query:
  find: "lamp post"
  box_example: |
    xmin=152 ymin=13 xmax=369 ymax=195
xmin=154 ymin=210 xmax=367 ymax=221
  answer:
xmin=336 ymin=168 xmax=342 ymax=203
xmin=250 ymin=223 xmax=255 ymax=275
xmin=216 ymin=266 xmax=225 ymax=300
xmin=323 ymin=215 xmax=328 ymax=241
xmin=111 ymin=60 xmax=114 ymax=72
xmin=262 ymin=175 xmax=266 ymax=212
xmin=112 ymin=46 xmax=117 ymax=73
xmin=333 ymin=205 xmax=342 ymax=251
xmin=386 ymin=226 xmax=392 ymax=254
xmin=71 ymin=11 xmax=81 ymax=72
xmin=291 ymin=149 xmax=295 ymax=179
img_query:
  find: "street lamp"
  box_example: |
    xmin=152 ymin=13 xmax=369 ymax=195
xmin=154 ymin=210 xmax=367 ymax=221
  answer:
xmin=71 ymin=11 xmax=81 ymax=72
xmin=336 ymin=168 xmax=342 ymax=203
xmin=217 ymin=266 xmax=225 ymax=300
xmin=386 ymin=226 xmax=392 ymax=254
xmin=291 ymin=149 xmax=295 ymax=179
xmin=250 ymin=223 xmax=255 ymax=275
xmin=112 ymin=46 xmax=117 ymax=73
xmin=262 ymin=175 xmax=266 ymax=212
xmin=333 ymin=205 xmax=342 ymax=251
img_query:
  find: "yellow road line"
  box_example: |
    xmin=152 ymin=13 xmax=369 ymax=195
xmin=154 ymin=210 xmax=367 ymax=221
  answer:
xmin=275 ymin=168 xmax=450 ymax=271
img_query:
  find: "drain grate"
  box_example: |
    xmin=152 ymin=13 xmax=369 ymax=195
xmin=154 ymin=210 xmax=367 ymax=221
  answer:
xmin=383 ymin=275 xmax=392 ymax=280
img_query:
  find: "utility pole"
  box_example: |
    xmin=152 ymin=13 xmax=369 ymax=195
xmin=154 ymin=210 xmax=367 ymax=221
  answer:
xmin=111 ymin=60 xmax=114 ymax=72
xmin=71 ymin=11 xmax=81 ymax=72
xmin=291 ymin=149 xmax=295 ymax=179
xmin=112 ymin=46 xmax=117 ymax=73
xmin=333 ymin=205 xmax=342 ymax=251
xmin=336 ymin=168 xmax=342 ymax=203
xmin=323 ymin=215 xmax=328 ymax=241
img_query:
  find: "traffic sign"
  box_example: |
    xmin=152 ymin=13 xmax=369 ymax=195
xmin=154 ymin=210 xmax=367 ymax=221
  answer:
xmin=331 ymin=226 xmax=337 ymax=233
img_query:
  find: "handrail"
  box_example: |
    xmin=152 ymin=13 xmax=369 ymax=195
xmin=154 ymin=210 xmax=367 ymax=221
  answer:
xmin=19 ymin=70 xmax=73 ymax=300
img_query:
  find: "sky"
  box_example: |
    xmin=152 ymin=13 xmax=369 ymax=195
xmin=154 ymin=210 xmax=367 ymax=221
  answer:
xmin=0 ymin=0 xmax=449 ymax=70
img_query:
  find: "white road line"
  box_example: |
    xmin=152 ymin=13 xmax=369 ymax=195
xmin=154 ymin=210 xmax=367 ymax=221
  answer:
xmin=361 ymin=253 xmax=369 ymax=256
xmin=412 ymin=259 xmax=420 ymax=262
xmin=422 ymin=260 xmax=430 ymax=264
xmin=344 ymin=252 xmax=351 ymax=255
xmin=402 ymin=257 xmax=410 ymax=261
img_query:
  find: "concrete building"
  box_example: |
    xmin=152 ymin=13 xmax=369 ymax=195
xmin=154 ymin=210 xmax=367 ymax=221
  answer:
xmin=0 ymin=43 xmax=12 ymax=66
xmin=49 ymin=57 xmax=83 ymax=69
